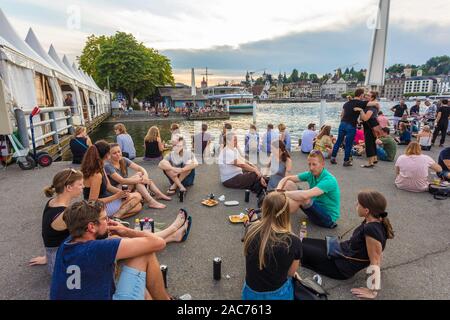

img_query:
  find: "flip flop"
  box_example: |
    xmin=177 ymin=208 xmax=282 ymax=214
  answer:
xmin=167 ymin=188 xmax=177 ymax=196
xmin=361 ymin=164 xmax=375 ymax=169
xmin=181 ymin=216 xmax=192 ymax=242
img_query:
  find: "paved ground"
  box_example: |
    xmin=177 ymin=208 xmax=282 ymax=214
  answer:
xmin=0 ymin=145 xmax=449 ymax=300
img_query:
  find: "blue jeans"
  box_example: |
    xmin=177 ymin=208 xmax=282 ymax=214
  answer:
xmin=376 ymin=147 xmax=388 ymax=162
xmin=331 ymin=122 xmax=356 ymax=162
xmin=302 ymin=201 xmax=337 ymax=229
xmin=242 ymin=278 xmax=294 ymax=300
xmin=164 ymin=169 xmax=196 ymax=187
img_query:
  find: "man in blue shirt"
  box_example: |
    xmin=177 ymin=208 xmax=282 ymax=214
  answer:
xmin=50 ymin=200 xmax=181 ymax=300
xmin=277 ymin=150 xmax=341 ymax=229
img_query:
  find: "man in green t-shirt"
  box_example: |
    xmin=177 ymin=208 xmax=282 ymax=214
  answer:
xmin=277 ymin=150 xmax=341 ymax=229
xmin=376 ymin=128 xmax=397 ymax=162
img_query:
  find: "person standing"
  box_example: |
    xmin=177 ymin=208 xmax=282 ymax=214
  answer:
xmin=391 ymin=99 xmax=409 ymax=130
xmin=356 ymin=91 xmax=380 ymax=168
xmin=423 ymin=100 xmax=437 ymax=130
xmin=193 ymin=124 xmax=213 ymax=162
xmin=432 ymin=99 xmax=450 ymax=147
xmin=70 ymin=126 xmax=92 ymax=165
xmin=331 ymin=89 xmax=377 ymax=167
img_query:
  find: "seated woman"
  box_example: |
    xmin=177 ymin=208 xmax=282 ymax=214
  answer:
xmin=395 ymin=142 xmax=442 ymax=193
xmin=243 ymin=191 xmax=302 ymax=300
xmin=106 ymin=144 xmax=171 ymax=209
xmin=70 ymin=126 xmax=92 ymax=165
xmin=395 ymin=122 xmax=412 ymax=145
xmin=158 ymin=137 xmax=199 ymax=195
xmin=301 ymin=190 xmax=394 ymax=299
xmin=81 ymin=140 xmax=142 ymax=219
xmin=114 ymin=123 xmax=136 ymax=160
xmin=416 ymin=125 xmax=433 ymax=151
xmin=219 ymin=131 xmax=267 ymax=194
xmin=144 ymin=126 xmax=165 ymax=162
xmin=266 ymin=140 xmax=292 ymax=191
xmin=278 ymin=123 xmax=292 ymax=152
xmin=314 ymin=125 xmax=334 ymax=159
xmin=29 ymin=169 xmax=84 ymax=273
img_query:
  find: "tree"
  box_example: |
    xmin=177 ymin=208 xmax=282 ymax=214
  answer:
xmin=300 ymin=72 xmax=309 ymax=81
xmin=288 ymin=69 xmax=299 ymax=83
xmin=283 ymin=72 xmax=288 ymax=83
xmin=309 ymin=74 xmax=319 ymax=83
xmin=79 ymin=32 xmax=174 ymax=106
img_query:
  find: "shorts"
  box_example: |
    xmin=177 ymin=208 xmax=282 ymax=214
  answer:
xmin=113 ymin=265 xmax=147 ymax=300
xmin=242 ymin=278 xmax=294 ymax=300
xmin=164 ymin=169 xmax=196 ymax=187
xmin=105 ymin=199 xmax=122 ymax=218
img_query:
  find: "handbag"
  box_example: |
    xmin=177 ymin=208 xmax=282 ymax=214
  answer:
xmin=293 ymin=276 xmax=329 ymax=300
xmin=325 ymin=224 xmax=370 ymax=262
xmin=429 ymin=184 xmax=450 ymax=200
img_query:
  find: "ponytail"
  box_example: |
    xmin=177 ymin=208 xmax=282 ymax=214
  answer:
xmin=381 ymin=216 xmax=395 ymax=240
xmin=44 ymin=185 xmax=56 ymax=198
xmin=358 ymin=190 xmax=395 ymax=240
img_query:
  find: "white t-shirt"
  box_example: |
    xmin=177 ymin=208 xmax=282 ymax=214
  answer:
xmin=301 ymin=129 xmax=318 ymax=153
xmin=395 ymin=154 xmax=435 ymax=192
xmin=218 ymin=147 xmax=243 ymax=182
xmin=165 ymin=150 xmax=197 ymax=168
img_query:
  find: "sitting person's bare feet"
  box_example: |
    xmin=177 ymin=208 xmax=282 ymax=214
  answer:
xmin=148 ymin=199 xmax=166 ymax=209
xmin=157 ymin=193 xmax=172 ymax=201
xmin=172 ymin=219 xmax=189 ymax=242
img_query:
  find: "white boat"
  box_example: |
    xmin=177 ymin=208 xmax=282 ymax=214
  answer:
xmin=201 ymin=86 xmax=254 ymax=114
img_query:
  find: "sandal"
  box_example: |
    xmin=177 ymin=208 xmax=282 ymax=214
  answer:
xmin=361 ymin=164 xmax=375 ymax=169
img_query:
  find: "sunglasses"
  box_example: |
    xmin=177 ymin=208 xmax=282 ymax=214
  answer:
xmin=64 ymin=168 xmax=79 ymax=186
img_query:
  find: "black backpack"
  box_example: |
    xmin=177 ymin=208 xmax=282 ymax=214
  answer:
xmin=429 ymin=184 xmax=450 ymax=200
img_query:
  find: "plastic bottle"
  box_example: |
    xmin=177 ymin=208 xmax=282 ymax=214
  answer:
xmin=299 ymin=221 xmax=308 ymax=242
xmin=134 ymin=219 xmax=141 ymax=231
xmin=143 ymin=218 xmax=151 ymax=232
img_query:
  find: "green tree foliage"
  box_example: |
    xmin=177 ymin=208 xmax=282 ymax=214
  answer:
xmin=288 ymin=69 xmax=299 ymax=83
xmin=78 ymin=32 xmax=174 ymax=104
xmin=309 ymin=73 xmax=319 ymax=83
xmin=300 ymin=72 xmax=309 ymax=81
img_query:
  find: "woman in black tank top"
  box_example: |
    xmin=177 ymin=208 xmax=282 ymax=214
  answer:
xmin=29 ymin=169 xmax=84 ymax=273
xmin=144 ymin=126 xmax=165 ymax=160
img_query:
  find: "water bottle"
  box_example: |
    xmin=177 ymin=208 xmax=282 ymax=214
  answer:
xmin=143 ymin=218 xmax=151 ymax=232
xmin=134 ymin=218 xmax=141 ymax=231
xmin=299 ymin=221 xmax=308 ymax=242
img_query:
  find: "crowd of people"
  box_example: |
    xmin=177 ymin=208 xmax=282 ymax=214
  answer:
xmin=28 ymin=89 xmax=450 ymax=301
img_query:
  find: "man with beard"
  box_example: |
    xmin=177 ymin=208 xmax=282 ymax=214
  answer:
xmin=50 ymin=200 xmax=173 ymax=300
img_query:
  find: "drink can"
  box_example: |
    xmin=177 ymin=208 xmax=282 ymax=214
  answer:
xmin=149 ymin=218 xmax=155 ymax=233
xmin=213 ymin=257 xmax=222 ymax=281
xmin=160 ymin=265 xmax=168 ymax=288
xmin=179 ymin=191 xmax=185 ymax=202
xmin=122 ymin=185 xmax=129 ymax=191
xmin=245 ymin=190 xmax=250 ymax=203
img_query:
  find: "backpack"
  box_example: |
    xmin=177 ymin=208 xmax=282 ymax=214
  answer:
xmin=429 ymin=184 xmax=450 ymax=200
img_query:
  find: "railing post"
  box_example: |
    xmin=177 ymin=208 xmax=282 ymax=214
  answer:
xmin=14 ymin=108 xmax=30 ymax=149
xmin=49 ymin=111 xmax=60 ymax=145
xmin=67 ymin=108 xmax=75 ymax=135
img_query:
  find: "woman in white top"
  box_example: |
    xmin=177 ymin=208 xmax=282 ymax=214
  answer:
xmin=395 ymin=142 xmax=442 ymax=193
xmin=416 ymin=125 xmax=433 ymax=151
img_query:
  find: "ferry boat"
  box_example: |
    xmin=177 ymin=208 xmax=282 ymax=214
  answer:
xmin=201 ymin=86 xmax=254 ymax=114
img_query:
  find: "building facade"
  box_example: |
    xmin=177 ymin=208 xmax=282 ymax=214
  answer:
xmin=321 ymin=78 xmax=347 ymax=100
xmin=404 ymin=77 xmax=437 ymax=95
xmin=384 ymin=77 xmax=406 ymax=101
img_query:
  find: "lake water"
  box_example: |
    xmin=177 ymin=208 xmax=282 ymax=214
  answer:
xmin=91 ymin=101 xmax=406 ymax=156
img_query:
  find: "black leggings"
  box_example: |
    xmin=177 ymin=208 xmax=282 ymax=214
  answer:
xmin=301 ymin=239 xmax=349 ymax=280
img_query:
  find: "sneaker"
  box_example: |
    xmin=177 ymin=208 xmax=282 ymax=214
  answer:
xmin=330 ymin=158 xmax=337 ymax=165
xmin=343 ymin=161 xmax=353 ymax=167
xmin=171 ymin=293 xmax=192 ymax=300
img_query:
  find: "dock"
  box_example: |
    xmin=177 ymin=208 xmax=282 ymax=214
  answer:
xmin=0 ymin=146 xmax=449 ymax=300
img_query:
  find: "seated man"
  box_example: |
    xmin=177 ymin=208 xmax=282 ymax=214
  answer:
xmin=300 ymin=123 xmax=318 ymax=154
xmin=159 ymin=137 xmax=198 ymax=195
xmin=438 ymin=147 xmax=450 ymax=181
xmin=50 ymin=200 xmax=185 ymax=300
xmin=219 ymin=130 xmax=267 ymax=193
xmin=277 ymin=150 xmax=340 ymax=229
xmin=376 ymin=127 xmax=397 ymax=162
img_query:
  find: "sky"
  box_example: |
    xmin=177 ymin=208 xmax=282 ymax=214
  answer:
xmin=1 ymin=0 xmax=450 ymax=85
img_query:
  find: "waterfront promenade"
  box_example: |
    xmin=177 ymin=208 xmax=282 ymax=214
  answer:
xmin=0 ymin=146 xmax=449 ymax=300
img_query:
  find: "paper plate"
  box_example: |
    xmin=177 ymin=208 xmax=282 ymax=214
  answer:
xmin=201 ymin=199 xmax=219 ymax=207
xmin=224 ymin=201 xmax=239 ymax=206
xmin=229 ymin=215 xmax=249 ymax=224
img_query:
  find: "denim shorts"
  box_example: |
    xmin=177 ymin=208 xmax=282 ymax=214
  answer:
xmin=113 ymin=265 xmax=147 ymax=300
xmin=242 ymin=278 xmax=294 ymax=300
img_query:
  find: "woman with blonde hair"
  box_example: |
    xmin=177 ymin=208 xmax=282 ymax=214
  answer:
xmin=314 ymin=125 xmax=334 ymax=159
xmin=29 ymin=169 xmax=84 ymax=273
xmin=416 ymin=125 xmax=433 ymax=151
xmin=70 ymin=126 xmax=92 ymax=164
xmin=144 ymin=126 xmax=165 ymax=162
xmin=395 ymin=142 xmax=442 ymax=192
xmin=242 ymin=191 xmax=302 ymax=300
